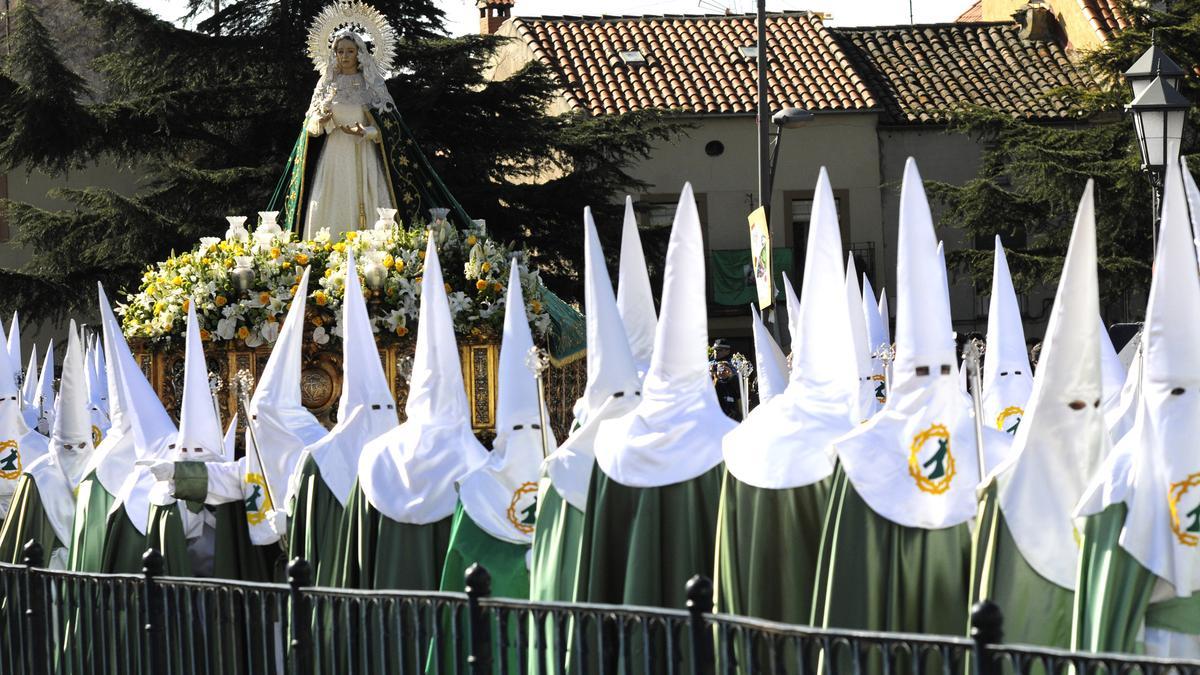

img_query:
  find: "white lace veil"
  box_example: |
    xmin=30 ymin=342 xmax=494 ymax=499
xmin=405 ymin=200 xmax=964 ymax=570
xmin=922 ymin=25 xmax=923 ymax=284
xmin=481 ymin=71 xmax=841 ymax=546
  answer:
xmin=305 ymin=29 xmax=396 ymax=119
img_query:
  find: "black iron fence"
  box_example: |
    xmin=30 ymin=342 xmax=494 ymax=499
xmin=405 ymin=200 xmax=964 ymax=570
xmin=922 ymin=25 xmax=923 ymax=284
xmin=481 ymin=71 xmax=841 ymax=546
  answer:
xmin=2 ymin=541 xmax=1199 ymax=675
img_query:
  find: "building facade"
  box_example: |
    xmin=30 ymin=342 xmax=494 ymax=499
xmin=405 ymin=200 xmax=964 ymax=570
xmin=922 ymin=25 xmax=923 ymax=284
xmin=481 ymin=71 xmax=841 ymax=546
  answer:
xmin=482 ymin=3 xmax=1100 ymax=346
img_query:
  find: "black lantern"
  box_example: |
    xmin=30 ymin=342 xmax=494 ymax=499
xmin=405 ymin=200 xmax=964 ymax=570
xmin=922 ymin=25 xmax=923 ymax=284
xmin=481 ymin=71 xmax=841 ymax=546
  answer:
xmin=1124 ymin=41 xmax=1186 ymax=101
xmin=1127 ymin=76 xmax=1190 ymax=177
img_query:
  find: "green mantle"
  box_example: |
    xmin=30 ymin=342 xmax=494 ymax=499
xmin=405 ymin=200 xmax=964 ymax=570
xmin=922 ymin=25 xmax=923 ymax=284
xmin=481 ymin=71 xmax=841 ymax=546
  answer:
xmin=971 ymin=484 xmax=1074 ymax=648
xmin=714 ymin=472 xmax=830 ymax=624
xmin=0 ymin=474 xmax=63 ymax=565
xmin=288 ymin=454 xmax=346 ymax=587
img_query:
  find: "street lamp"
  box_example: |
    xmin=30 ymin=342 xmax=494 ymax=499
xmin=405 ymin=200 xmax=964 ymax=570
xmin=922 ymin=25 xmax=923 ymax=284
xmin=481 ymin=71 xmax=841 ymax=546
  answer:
xmin=1123 ymin=37 xmax=1185 ymax=101
xmin=1125 ymin=73 xmax=1190 ymax=253
xmin=766 ymin=107 xmax=815 ymax=204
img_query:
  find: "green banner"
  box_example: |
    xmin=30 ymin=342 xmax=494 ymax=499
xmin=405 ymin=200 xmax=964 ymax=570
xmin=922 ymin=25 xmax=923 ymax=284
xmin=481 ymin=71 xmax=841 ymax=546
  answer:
xmin=709 ymin=248 xmax=794 ymax=307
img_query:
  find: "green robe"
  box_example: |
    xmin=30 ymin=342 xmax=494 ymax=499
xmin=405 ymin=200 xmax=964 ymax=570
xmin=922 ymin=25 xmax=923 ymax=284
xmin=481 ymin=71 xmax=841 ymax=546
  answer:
xmin=330 ymin=481 xmax=452 ymax=674
xmin=530 ymin=482 xmax=586 ymax=603
xmin=0 ymin=474 xmax=64 ymax=566
xmin=529 ymin=482 xmax=588 ymax=675
xmin=288 ymin=454 xmax=346 ymax=587
xmin=714 ymin=472 xmax=829 ymax=623
xmin=332 ymin=480 xmax=452 ymax=590
xmin=971 ymin=484 xmax=1074 ymax=648
xmin=439 ymin=500 xmax=530 ymax=675
xmin=68 ymin=470 xmax=116 ymax=572
xmin=100 ymin=502 xmax=151 ymax=574
xmin=1072 ymin=503 xmax=1200 ymax=655
xmin=440 ymin=500 xmax=529 ymax=597
xmin=817 ymin=471 xmax=972 ymax=636
xmin=575 ymin=464 xmax=723 ymax=674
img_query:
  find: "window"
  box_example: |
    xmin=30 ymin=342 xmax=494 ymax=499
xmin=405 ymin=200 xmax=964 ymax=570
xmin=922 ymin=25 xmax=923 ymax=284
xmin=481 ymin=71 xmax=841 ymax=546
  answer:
xmin=0 ymin=174 xmax=8 ymax=243
xmin=738 ymin=45 xmax=759 ymax=60
xmin=785 ymin=190 xmax=854 ymax=290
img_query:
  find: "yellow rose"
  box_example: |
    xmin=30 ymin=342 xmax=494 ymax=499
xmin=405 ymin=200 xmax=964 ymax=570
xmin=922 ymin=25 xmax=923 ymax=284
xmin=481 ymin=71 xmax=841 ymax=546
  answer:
xmin=394 ymin=259 xmax=405 ymax=272
xmin=314 ymin=291 xmax=327 ymax=306
xmin=383 ymin=255 xmax=394 ymax=269
xmin=466 ymin=235 xmax=477 ymax=246
xmin=531 ymin=299 xmax=542 ymax=313
xmin=491 ymin=281 xmax=503 ymax=293
xmin=395 ymin=326 xmax=409 ymax=337
xmin=418 ymin=250 xmax=426 ymax=260
xmin=172 ymin=276 xmax=184 ymax=287
xmin=182 ymin=298 xmax=191 ymax=312
xmin=259 ymin=291 xmax=271 ymax=305
xmin=270 ymin=247 xmax=281 ymax=258
xmin=333 ymin=243 xmax=346 ymax=254
xmin=312 ymin=316 xmax=324 ymax=327
xmin=214 ymin=295 xmax=227 ymax=307
xmin=289 ymin=285 xmax=298 ymax=297
xmin=281 ymin=261 xmax=292 ymax=270
xmin=295 ymin=253 xmax=309 ymax=266
xmin=346 ymin=231 xmax=358 ymax=241
xmin=475 ymin=279 xmax=488 ymax=291
xmin=199 ymin=329 xmax=211 ymax=341
xmin=324 ymin=269 xmax=332 ymax=278
xmin=481 ymin=262 xmax=491 ymax=273
xmin=153 ymin=301 xmax=166 ymax=314
xmin=237 ymin=326 xmax=250 ymax=340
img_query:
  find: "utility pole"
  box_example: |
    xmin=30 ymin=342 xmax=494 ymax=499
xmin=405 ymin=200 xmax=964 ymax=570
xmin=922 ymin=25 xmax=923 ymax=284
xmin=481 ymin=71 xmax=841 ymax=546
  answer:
xmin=755 ymin=0 xmax=770 ymax=221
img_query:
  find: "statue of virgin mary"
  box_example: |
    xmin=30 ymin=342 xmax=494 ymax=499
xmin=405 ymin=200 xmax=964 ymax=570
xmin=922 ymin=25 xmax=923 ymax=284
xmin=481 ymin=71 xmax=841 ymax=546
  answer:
xmin=276 ymin=1 xmax=471 ymax=239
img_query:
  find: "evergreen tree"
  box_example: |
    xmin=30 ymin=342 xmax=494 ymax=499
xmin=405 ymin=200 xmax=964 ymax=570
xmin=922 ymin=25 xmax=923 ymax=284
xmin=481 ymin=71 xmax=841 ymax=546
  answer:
xmin=0 ymin=0 xmax=679 ymax=320
xmin=929 ymin=0 xmax=1199 ymax=316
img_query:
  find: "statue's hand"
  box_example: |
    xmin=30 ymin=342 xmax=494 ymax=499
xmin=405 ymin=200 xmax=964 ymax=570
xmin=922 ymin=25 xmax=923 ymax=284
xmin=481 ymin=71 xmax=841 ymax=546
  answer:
xmin=339 ymin=123 xmax=365 ymax=137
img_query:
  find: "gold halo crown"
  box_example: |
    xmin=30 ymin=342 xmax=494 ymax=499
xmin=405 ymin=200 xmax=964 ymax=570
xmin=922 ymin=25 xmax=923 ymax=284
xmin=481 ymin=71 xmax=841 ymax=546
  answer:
xmin=306 ymin=1 xmax=397 ymax=77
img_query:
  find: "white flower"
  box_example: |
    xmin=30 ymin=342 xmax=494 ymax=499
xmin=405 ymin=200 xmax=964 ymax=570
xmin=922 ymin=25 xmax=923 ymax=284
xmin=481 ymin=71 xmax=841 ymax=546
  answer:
xmin=199 ymin=237 xmax=220 ymax=253
xmin=245 ymin=332 xmax=264 ymax=348
xmin=314 ymin=228 xmax=331 ymax=244
xmin=384 ymin=309 xmax=406 ymax=331
xmin=260 ymin=321 xmax=280 ymax=344
xmin=312 ymin=326 xmax=330 ymax=345
xmin=216 ymin=317 xmax=238 ymax=340
xmin=447 ymin=291 xmax=472 ymax=317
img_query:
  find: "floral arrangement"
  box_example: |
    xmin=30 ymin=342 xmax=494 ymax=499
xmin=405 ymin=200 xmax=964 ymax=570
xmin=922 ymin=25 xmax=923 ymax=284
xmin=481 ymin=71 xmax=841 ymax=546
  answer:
xmin=120 ymin=210 xmax=553 ymax=349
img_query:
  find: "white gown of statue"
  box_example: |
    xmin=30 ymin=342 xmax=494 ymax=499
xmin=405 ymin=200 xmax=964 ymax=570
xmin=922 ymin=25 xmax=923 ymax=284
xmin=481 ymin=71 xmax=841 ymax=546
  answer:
xmin=302 ymin=72 xmax=396 ymax=241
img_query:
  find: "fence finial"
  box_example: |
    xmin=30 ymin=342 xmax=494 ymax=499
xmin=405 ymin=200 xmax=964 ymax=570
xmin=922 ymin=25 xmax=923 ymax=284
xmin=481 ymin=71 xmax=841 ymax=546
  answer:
xmin=288 ymin=558 xmax=313 ymax=588
xmin=686 ymin=575 xmax=716 ymax=675
xmin=465 ymin=562 xmax=492 ymax=598
xmin=970 ymin=600 xmax=1003 ymax=644
xmin=142 ymin=548 xmax=164 ymax=577
xmin=21 ymin=540 xmax=43 ymax=568
xmin=686 ymin=575 xmax=714 ymax=615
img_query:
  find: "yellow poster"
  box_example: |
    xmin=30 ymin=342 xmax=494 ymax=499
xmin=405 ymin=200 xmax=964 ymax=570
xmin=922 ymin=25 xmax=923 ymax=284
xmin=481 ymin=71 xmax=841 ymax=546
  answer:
xmin=747 ymin=206 xmax=773 ymax=309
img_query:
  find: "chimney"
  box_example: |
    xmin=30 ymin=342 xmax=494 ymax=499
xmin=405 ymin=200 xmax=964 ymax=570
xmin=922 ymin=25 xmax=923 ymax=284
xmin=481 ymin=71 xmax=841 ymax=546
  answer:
xmin=478 ymin=0 xmax=513 ymax=35
xmin=1014 ymin=2 xmax=1061 ymax=43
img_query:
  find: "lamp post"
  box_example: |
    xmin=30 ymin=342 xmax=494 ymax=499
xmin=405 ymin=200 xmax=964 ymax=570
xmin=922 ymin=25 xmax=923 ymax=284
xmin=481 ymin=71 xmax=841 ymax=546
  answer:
xmin=767 ymin=107 xmax=815 ymax=203
xmin=1124 ymin=40 xmax=1190 ymax=255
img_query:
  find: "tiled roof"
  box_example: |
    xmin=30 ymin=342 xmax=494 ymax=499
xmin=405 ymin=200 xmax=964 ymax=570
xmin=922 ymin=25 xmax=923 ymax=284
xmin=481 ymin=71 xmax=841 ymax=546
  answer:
xmin=1078 ymin=0 xmax=1128 ymax=42
xmin=956 ymin=1 xmax=984 ymax=22
xmin=510 ymin=12 xmax=877 ymax=116
xmin=833 ymin=23 xmax=1098 ymax=123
